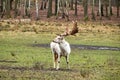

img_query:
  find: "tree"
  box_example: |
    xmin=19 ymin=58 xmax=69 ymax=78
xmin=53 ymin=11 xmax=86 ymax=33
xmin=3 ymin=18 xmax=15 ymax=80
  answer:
xmin=55 ymin=0 xmax=69 ymax=21
xmin=24 ymin=0 xmax=27 ymax=17
xmin=83 ymin=0 xmax=88 ymax=20
xmin=10 ymin=0 xmax=13 ymax=10
xmin=14 ymin=0 xmax=18 ymax=18
xmin=61 ymin=0 xmax=69 ymax=21
xmin=99 ymin=0 xmax=102 ymax=19
xmin=55 ymin=0 xmax=58 ymax=15
xmin=75 ymin=0 xmax=77 ymax=16
xmin=105 ymin=2 xmax=108 ymax=17
xmin=6 ymin=0 xmax=11 ymax=18
xmin=36 ymin=0 xmax=39 ymax=20
xmin=1 ymin=0 xmax=6 ymax=18
xmin=108 ymin=0 xmax=111 ymax=19
xmin=116 ymin=0 xmax=119 ymax=17
xmin=70 ymin=0 xmax=73 ymax=10
xmin=40 ymin=0 xmax=44 ymax=10
xmin=40 ymin=0 xmax=48 ymax=10
xmin=47 ymin=0 xmax=52 ymax=18
xmin=92 ymin=0 xmax=95 ymax=20
xmin=97 ymin=0 xmax=104 ymax=17
xmin=103 ymin=0 xmax=112 ymax=17
xmin=28 ymin=0 xmax=31 ymax=17
xmin=0 ymin=0 xmax=3 ymax=12
xmin=44 ymin=0 xmax=48 ymax=9
xmin=101 ymin=4 xmax=104 ymax=16
xmin=110 ymin=4 xmax=113 ymax=16
xmin=18 ymin=0 xmax=21 ymax=16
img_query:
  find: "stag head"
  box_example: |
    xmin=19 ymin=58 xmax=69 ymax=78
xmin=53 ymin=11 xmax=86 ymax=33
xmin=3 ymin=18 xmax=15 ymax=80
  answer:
xmin=53 ymin=21 xmax=78 ymax=43
xmin=53 ymin=35 xmax=64 ymax=43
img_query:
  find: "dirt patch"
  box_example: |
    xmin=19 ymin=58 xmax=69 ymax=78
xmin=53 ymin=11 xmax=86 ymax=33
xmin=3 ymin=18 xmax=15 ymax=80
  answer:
xmin=31 ymin=44 xmax=120 ymax=51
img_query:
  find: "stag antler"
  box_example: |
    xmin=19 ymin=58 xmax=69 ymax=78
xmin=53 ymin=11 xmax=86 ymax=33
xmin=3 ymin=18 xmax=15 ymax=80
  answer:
xmin=61 ymin=21 xmax=78 ymax=36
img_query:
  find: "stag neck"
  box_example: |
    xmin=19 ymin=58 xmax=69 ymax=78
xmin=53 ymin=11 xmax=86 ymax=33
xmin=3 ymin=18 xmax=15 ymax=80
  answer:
xmin=52 ymin=40 xmax=60 ymax=44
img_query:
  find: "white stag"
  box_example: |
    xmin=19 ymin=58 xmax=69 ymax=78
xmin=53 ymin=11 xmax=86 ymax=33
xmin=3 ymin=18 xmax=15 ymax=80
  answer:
xmin=50 ymin=21 xmax=78 ymax=70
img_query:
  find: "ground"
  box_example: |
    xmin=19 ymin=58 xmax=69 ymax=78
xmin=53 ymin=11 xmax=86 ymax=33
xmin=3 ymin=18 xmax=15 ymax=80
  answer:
xmin=0 ymin=20 xmax=120 ymax=80
xmin=0 ymin=2 xmax=120 ymax=79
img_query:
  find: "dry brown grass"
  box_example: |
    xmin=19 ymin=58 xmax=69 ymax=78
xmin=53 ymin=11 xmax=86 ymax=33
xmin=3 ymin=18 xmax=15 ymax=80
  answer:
xmin=0 ymin=20 xmax=119 ymax=35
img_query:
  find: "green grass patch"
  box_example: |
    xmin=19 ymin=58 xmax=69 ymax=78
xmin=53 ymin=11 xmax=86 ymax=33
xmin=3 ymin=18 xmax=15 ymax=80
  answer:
xmin=0 ymin=21 xmax=120 ymax=80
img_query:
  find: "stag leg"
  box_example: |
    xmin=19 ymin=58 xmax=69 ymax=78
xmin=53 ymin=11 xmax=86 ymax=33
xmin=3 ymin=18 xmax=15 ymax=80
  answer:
xmin=65 ymin=55 xmax=70 ymax=69
xmin=56 ymin=55 xmax=60 ymax=70
xmin=53 ymin=53 xmax=58 ymax=69
xmin=53 ymin=53 xmax=55 ymax=69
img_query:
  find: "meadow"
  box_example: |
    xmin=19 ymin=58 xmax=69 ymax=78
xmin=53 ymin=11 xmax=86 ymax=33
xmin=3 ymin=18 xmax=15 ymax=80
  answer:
xmin=0 ymin=21 xmax=120 ymax=80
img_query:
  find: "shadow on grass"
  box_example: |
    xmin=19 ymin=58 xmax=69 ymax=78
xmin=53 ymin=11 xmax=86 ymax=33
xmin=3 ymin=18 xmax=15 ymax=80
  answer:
xmin=0 ymin=65 xmax=79 ymax=73
xmin=0 ymin=60 xmax=17 ymax=63
xmin=47 ymin=68 xmax=78 ymax=72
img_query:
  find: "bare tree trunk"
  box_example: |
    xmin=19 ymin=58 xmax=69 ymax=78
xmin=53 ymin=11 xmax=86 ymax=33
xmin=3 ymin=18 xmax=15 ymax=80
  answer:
xmin=0 ymin=0 xmax=3 ymax=12
xmin=44 ymin=0 xmax=48 ymax=9
xmin=24 ymin=0 xmax=26 ymax=17
xmin=10 ymin=0 xmax=13 ymax=10
xmin=47 ymin=0 xmax=52 ymax=18
xmin=75 ymin=0 xmax=77 ymax=16
xmin=70 ymin=0 xmax=73 ymax=10
xmin=61 ymin=0 xmax=65 ymax=18
xmin=6 ymin=0 xmax=11 ymax=18
xmin=99 ymin=0 xmax=102 ymax=19
xmin=116 ymin=0 xmax=119 ymax=17
xmin=110 ymin=5 xmax=113 ymax=15
xmin=105 ymin=5 xmax=108 ymax=17
xmin=17 ymin=0 xmax=21 ymax=16
xmin=23 ymin=0 xmax=30 ymax=17
xmin=62 ymin=0 xmax=69 ymax=21
xmin=108 ymin=0 xmax=111 ymax=19
xmin=36 ymin=0 xmax=39 ymax=20
xmin=28 ymin=0 xmax=31 ymax=12
xmin=14 ymin=0 xmax=18 ymax=18
xmin=92 ymin=0 xmax=95 ymax=20
xmin=55 ymin=0 xmax=58 ymax=15
xmin=28 ymin=0 xmax=31 ymax=17
xmin=1 ymin=0 xmax=5 ymax=18
xmin=101 ymin=4 xmax=104 ymax=16
xmin=40 ymin=0 xmax=44 ymax=10
xmin=83 ymin=0 xmax=88 ymax=21
xmin=56 ymin=0 xmax=60 ymax=18
xmin=41 ymin=0 xmax=48 ymax=10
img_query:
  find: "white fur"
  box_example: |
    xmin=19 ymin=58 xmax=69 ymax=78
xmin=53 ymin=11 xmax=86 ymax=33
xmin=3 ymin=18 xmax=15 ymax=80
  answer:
xmin=50 ymin=35 xmax=71 ymax=70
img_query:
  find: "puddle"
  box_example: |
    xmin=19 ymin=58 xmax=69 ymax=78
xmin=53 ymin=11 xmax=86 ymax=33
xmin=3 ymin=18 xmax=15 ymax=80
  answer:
xmin=31 ymin=44 xmax=120 ymax=51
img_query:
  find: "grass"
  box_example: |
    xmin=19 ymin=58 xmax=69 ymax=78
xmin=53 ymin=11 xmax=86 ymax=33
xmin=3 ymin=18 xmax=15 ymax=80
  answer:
xmin=0 ymin=21 xmax=120 ymax=80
